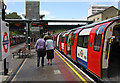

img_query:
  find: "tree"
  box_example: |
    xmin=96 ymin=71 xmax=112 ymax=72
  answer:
xmin=6 ymin=12 xmax=23 ymax=35
xmin=5 ymin=12 xmax=22 ymax=19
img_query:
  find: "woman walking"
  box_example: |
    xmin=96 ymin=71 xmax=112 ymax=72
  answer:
xmin=46 ymin=36 xmax=54 ymax=65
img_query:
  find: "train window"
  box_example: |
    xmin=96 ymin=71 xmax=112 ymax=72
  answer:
xmin=60 ymin=36 xmax=62 ymax=42
xmin=62 ymin=37 xmax=64 ymax=43
xmin=31 ymin=38 xmax=33 ymax=42
xmin=65 ymin=35 xmax=68 ymax=44
xmin=58 ymin=35 xmax=61 ymax=43
xmin=72 ymin=34 xmax=75 ymax=45
xmin=94 ymin=24 xmax=107 ymax=52
xmin=56 ymin=37 xmax=57 ymax=41
xmin=34 ymin=38 xmax=36 ymax=42
xmin=83 ymin=36 xmax=89 ymax=48
xmin=77 ymin=36 xmax=84 ymax=47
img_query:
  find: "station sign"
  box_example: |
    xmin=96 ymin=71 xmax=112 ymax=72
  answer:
xmin=0 ymin=20 xmax=10 ymax=61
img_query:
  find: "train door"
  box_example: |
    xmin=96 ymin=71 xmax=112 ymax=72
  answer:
xmin=87 ymin=22 xmax=112 ymax=78
xmin=100 ymin=21 xmax=120 ymax=81
xmin=76 ymin=28 xmax=92 ymax=68
xmin=64 ymin=32 xmax=69 ymax=55
xmin=59 ymin=34 xmax=62 ymax=51
xmin=67 ymin=30 xmax=75 ymax=57
xmin=61 ymin=33 xmax=66 ymax=53
xmin=55 ymin=34 xmax=58 ymax=48
xmin=71 ymin=28 xmax=82 ymax=61
xmin=57 ymin=33 xmax=61 ymax=49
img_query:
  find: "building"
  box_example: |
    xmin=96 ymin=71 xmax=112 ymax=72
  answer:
xmin=87 ymin=6 xmax=119 ymax=23
xmin=118 ymin=1 xmax=120 ymax=10
xmin=88 ymin=5 xmax=109 ymax=16
xmin=26 ymin=1 xmax=40 ymax=20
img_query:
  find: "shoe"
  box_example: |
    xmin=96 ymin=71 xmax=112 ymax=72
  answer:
xmin=47 ymin=63 xmax=49 ymax=65
xmin=37 ymin=64 xmax=39 ymax=67
xmin=42 ymin=65 xmax=44 ymax=67
xmin=50 ymin=64 xmax=52 ymax=65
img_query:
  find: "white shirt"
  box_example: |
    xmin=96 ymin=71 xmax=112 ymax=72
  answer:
xmin=46 ymin=39 xmax=54 ymax=50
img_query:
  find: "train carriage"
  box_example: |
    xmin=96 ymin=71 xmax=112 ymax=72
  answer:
xmin=71 ymin=28 xmax=82 ymax=61
xmin=55 ymin=16 xmax=120 ymax=81
xmin=9 ymin=35 xmax=26 ymax=46
xmin=87 ymin=21 xmax=112 ymax=78
xmin=76 ymin=28 xmax=92 ymax=69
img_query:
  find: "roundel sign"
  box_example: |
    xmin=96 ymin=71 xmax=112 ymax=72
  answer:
xmin=3 ymin=32 xmax=9 ymax=53
xmin=0 ymin=21 xmax=10 ymax=61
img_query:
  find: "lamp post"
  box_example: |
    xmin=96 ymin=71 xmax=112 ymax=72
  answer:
xmin=26 ymin=21 xmax=31 ymax=50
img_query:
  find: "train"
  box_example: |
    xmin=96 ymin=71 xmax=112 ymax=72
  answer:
xmin=10 ymin=35 xmax=26 ymax=46
xmin=52 ymin=16 xmax=120 ymax=81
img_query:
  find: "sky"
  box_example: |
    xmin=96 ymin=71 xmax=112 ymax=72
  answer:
xmin=4 ymin=0 xmax=119 ymax=20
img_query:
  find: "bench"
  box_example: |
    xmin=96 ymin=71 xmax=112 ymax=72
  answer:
xmin=12 ymin=45 xmax=31 ymax=58
xmin=22 ymin=46 xmax=31 ymax=58
xmin=12 ymin=49 xmax=20 ymax=58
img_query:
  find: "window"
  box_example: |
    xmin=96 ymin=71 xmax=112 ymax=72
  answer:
xmin=83 ymin=36 xmax=89 ymax=48
xmin=72 ymin=34 xmax=75 ymax=45
xmin=77 ymin=36 xmax=84 ymax=47
xmin=97 ymin=17 xmax=99 ymax=21
xmin=94 ymin=24 xmax=107 ymax=51
xmin=31 ymin=38 xmax=33 ymax=42
xmin=106 ymin=17 xmax=108 ymax=19
xmin=34 ymin=38 xmax=36 ymax=42
xmin=62 ymin=37 xmax=64 ymax=43
xmin=58 ymin=35 xmax=61 ymax=43
xmin=77 ymin=36 xmax=89 ymax=48
xmin=93 ymin=19 xmax=95 ymax=22
xmin=65 ymin=35 xmax=68 ymax=44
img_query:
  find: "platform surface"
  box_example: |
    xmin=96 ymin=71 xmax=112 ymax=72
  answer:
xmin=1 ymin=43 xmax=94 ymax=82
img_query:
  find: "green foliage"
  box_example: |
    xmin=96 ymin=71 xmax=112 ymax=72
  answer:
xmin=5 ymin=12 xmax=22 ymax=19
xmin=53 ymin=30 xmax=64 ymax=34
xmin=9 ymin=31 xmax=22 ymax=35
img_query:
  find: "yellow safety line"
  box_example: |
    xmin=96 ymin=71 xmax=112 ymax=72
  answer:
xmin=107 ymin=38 xmax=112 ymax=62
xmin=54 ymin=50 xmax=87 ymax=83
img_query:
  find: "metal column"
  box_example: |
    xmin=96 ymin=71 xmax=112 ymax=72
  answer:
xmin=27 ymin=21 xmax=31 ymax=50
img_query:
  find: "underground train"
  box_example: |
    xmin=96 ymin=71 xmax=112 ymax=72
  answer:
xmin=53 ymin=16 xmax=120 ymax=81
xmin=10 ymin=35 xmax=26 ymax=46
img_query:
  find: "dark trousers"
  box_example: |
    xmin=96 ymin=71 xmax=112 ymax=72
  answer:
xmin=37 ymin=55 xmax=44 ymax=67
xmin=37 ymin=49 xmax=46 ymax=67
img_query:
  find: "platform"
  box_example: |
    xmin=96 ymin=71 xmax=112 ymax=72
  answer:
xmin=1 ymin=44 xmax=94 ymax=82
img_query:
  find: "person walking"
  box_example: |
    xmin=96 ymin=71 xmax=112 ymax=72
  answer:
xmin=35 ymin=34 xmax=46 ymax=67
xmin=46 ymin=36 xmax=54 ymax=65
